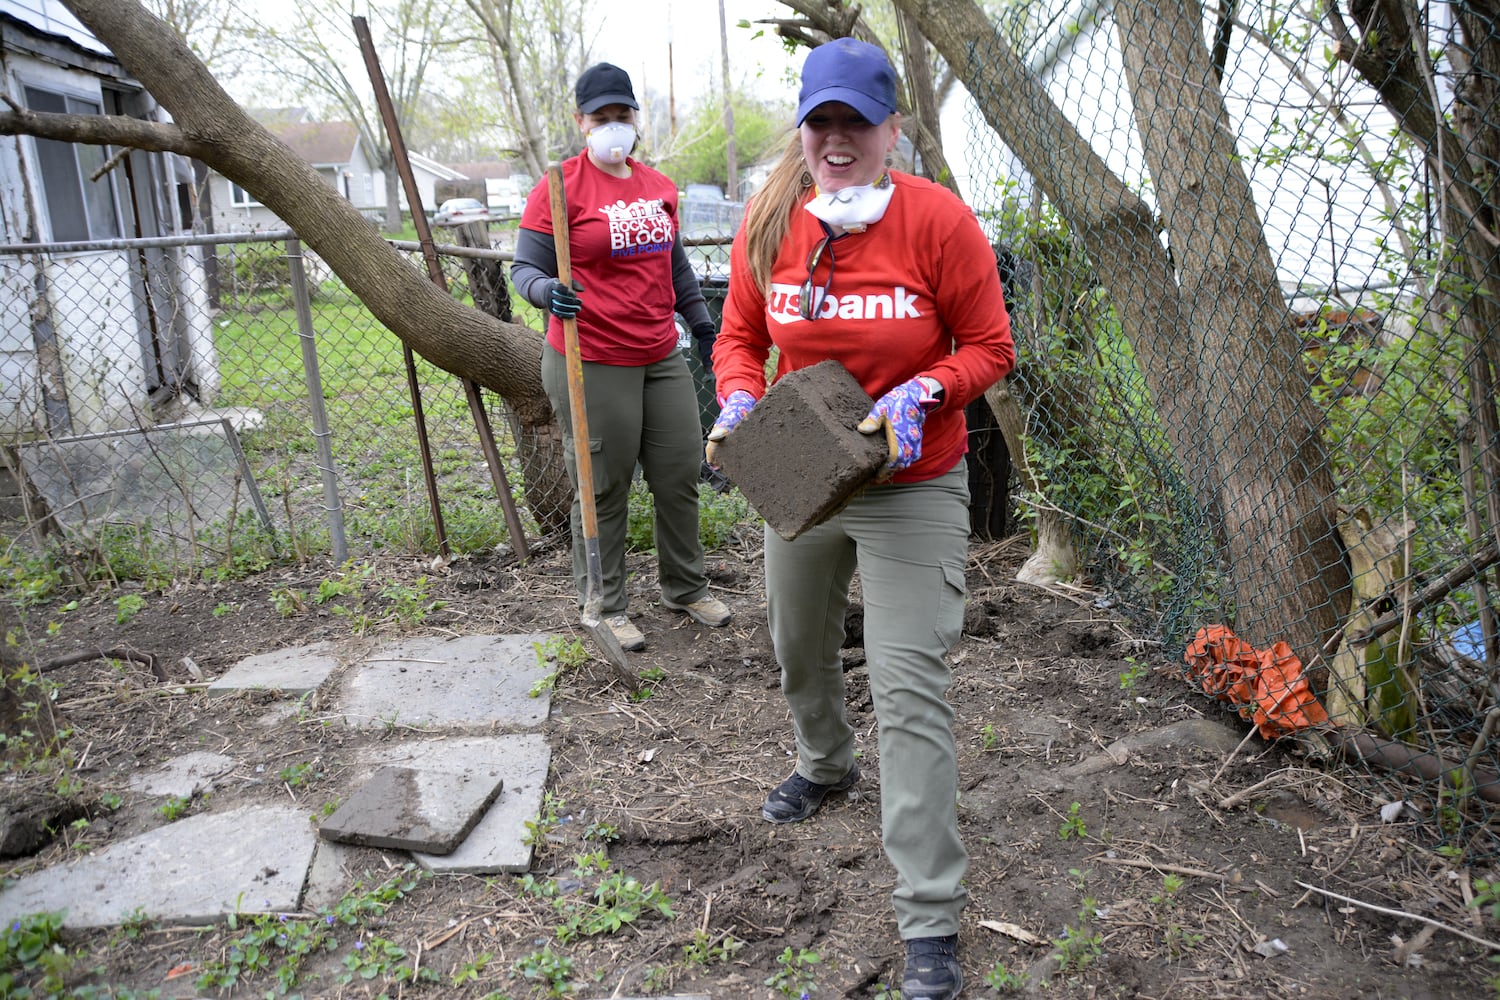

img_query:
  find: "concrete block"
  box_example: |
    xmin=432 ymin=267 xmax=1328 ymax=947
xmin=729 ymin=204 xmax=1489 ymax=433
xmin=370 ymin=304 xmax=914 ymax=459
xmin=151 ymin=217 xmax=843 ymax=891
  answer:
xmin=363 ymin=735 xmax=552 ymax=874
xmin=318 ymin=765 xmax=504 ymax=854
xmin=713 ymin=360 xmax=886 ymax=540
xmin=208 ymin=642 xmax=338 ymax=698
xmin=126 ymin=751 xmax=235 ymax=798
xmin=0 ymin=805 xmax=316 ymax=928
xmin=336 ymin=634 xmax=553 ymax=730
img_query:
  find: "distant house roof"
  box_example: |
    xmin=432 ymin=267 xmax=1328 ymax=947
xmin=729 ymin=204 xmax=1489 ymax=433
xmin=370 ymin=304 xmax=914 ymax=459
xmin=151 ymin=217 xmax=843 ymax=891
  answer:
xmin=271 ymin=121 xmax=362 ymax=168
xmin=250 ymin=107 xmax=315 ymax=127
xmin=448 ymin=161 xmax=515 ymax=180
xmin=411 ymin=152 xmax=467 ymax=182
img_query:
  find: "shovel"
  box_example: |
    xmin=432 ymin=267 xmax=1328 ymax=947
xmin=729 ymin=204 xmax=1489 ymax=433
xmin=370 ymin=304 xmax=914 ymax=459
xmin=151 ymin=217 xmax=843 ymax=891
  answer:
xmin=547 ymin=164 xmax=638 ymax=690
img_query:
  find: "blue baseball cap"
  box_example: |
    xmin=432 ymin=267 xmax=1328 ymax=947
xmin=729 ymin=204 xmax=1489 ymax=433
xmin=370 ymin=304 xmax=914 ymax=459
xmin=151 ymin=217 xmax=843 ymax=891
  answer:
xmin=795 ymin=38 xmax=898 ymax=126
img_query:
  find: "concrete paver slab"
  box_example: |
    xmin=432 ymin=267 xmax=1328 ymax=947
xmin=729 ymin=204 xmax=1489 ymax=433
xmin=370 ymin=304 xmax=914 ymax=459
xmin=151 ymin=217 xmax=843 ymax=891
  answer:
xmin=208 ymin=642 xmax=337 ymax=698
xmin=363 ymin=735 xmax=551 ymax=873
xmin=126 ymin=751 xmax=236 ymax=798
xmin=337 ymin=634 xmax=554 ymax=729
xmin=0 ymin=804 xmax=316 ymax=928
xmin=319 ymin=764 xmax=504 ymax=854
xmin=302 ymin=838 xmax=362 ymax=913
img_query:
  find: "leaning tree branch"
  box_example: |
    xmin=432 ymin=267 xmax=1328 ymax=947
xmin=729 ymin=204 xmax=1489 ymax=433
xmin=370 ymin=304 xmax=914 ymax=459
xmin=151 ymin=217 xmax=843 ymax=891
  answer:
xmin=0 ymin=107 xmax=213 ymax=160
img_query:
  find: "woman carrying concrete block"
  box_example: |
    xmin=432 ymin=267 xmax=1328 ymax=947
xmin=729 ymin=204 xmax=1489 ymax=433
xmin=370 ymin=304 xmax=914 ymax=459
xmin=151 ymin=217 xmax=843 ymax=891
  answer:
xmin=705 ymin=38 xmax=1016 ymax=1000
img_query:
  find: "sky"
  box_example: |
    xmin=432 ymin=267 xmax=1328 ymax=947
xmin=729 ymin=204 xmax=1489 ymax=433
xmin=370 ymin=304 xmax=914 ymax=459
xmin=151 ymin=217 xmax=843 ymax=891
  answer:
xmin=592 ymin=1 xmax=800 ymax=109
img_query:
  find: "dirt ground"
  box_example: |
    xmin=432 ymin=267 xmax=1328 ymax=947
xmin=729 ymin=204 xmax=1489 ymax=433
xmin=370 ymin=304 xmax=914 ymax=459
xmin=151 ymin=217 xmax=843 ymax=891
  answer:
xmin=3 ymin=530 xmax=1497 ymax=998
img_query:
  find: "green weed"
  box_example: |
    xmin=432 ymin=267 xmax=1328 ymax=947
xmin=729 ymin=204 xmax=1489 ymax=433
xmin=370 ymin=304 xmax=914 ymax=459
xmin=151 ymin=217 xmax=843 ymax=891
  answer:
xmin=682 ymin=928 xmax=744 ymax=968
xmin=766 ymin=945 xmax=823 ymax=997
xmin=513 ymin=943 xmax=575 ymax=996
xmin=1053 ymin=898 xmax=1104 ymax=972
xmin=277 ymin=761 xmax=320 ymax=789
xmin=985 ymin=959 xmax=1030 ymax=990
xmin=1058 ymin=801 xmax=1087 ymax=840
xmin=114 ymin=594 xmax=146 ymax=625
xmin=157 ymin=795 xmax=193 ymax=821
xmin=522 ymin=792 xmax=567 ymax=847
xmin=269 ymin=587 xmax=307 ymax=616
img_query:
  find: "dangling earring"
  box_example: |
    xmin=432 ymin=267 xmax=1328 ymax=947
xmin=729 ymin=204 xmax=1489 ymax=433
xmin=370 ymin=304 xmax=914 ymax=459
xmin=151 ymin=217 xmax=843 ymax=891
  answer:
xmin=884 ymin=153 xmax=893 ymax=167
xmin=799 ymin=167 xmax=813 ymax=188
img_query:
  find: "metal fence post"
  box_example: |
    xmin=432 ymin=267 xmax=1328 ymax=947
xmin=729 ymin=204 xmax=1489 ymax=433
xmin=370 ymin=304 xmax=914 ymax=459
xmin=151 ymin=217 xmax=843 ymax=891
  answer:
xmin=286 ymin=237 xmax=348 ymax=564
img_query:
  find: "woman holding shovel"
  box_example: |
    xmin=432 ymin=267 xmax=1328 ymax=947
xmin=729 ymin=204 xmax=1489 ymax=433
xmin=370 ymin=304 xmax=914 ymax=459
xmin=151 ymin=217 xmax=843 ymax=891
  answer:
xmin=511 ymin=62 xmax=731 ymax=653
xmin=705 ymin=39 xmax=1015 ymax=1000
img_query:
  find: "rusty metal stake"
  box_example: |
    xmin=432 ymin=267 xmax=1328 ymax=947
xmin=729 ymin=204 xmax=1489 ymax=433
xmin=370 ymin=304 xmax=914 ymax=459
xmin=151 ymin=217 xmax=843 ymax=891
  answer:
xmin=352 ymin=16 xmax=529 ymax=560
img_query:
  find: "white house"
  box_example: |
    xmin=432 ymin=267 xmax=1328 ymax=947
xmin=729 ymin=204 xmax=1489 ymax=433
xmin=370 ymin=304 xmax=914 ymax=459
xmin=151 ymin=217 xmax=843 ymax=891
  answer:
xmin=0 ymin=0 xmax=214 ymax=440
xmin=207 ymin=116 xmax=468 ymax=231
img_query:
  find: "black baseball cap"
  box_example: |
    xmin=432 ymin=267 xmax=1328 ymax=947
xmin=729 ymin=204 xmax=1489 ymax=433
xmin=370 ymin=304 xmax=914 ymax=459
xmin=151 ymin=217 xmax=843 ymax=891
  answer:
xmin=575 ymin=62 xmax=639 ymax=113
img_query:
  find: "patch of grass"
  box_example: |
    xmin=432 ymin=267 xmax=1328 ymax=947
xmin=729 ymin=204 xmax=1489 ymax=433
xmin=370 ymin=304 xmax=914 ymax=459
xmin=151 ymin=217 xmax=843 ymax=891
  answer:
xmin=193 ymin=865 xmax=426 ymax=995
xmin=625 ymin=481 xmax=760 ymax=553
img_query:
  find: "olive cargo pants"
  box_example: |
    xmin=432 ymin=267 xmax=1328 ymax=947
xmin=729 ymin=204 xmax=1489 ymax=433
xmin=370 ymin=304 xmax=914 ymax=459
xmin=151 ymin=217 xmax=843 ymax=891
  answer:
xmin=541 ymin=344 xmax=710 ymax=616
xmin=764 ymin=463 xmax=970 ymax=939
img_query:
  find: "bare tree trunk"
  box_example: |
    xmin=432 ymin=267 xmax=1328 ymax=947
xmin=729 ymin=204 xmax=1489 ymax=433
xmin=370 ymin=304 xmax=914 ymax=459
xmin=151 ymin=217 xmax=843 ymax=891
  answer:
xmin=1115 ymin=0 xmax=1347 ymax=666
xmin=893 ymin=0 xmax=1350 ymax=665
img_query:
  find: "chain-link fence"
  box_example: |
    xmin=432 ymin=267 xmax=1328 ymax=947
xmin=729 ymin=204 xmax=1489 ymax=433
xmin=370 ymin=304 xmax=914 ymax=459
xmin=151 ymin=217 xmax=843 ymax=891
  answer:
xmin=0 ymin=227 xmax=733 ymax=580
xmin=953 ymin=0 xmax=1500 ymax=854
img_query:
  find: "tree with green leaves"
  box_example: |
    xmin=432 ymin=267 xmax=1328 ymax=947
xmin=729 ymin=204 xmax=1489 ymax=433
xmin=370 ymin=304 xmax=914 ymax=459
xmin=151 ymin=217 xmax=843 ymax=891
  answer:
xmin=654 ymin=90 xmax=792 ymax=191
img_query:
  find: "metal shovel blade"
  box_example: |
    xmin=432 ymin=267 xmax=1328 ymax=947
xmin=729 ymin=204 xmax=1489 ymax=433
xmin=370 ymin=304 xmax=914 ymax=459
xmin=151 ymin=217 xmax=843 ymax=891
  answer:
xmin=580 ymin=540 xmax=637 ymax=690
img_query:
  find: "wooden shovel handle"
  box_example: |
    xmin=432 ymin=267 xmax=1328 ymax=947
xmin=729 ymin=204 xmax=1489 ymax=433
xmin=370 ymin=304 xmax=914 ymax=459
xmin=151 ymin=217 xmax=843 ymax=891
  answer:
xmin=546 ymin=164 xmax=600 ymax=542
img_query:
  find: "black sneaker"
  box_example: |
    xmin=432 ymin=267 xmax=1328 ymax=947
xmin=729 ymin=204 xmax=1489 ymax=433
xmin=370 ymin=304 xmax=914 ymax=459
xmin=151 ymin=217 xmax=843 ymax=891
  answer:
xmin=760 ymin=764 xmax=861 ymax=824
xmin=903 ymin=935 xmax=962 ymax=1000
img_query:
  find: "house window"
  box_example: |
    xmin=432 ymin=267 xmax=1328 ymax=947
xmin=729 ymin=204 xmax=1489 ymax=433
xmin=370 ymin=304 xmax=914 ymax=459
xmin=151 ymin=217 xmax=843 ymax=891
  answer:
xmin=23 ymin=85 xmax=121 ymax=242
xmin=228 ymin=182 xmax=261 ymax=207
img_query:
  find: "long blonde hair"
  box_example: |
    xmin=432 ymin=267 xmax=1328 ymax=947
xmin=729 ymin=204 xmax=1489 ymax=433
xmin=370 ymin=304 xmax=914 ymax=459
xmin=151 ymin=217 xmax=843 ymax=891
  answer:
xmin=742 ymin=136 xmax=812 ymax=296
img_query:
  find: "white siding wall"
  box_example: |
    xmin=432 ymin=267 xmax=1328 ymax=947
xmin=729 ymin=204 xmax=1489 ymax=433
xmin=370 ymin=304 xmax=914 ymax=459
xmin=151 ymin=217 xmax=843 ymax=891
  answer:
xmin=47 ymin=251 xmax=140 ymax=434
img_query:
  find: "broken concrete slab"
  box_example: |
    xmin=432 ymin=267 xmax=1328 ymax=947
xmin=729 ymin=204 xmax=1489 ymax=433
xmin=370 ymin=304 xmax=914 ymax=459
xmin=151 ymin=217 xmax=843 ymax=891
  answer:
xmin=0 ymin=804 xmax=316 ymax=928
xmin=319 ymin=764 xmax=504 ymax=854
xmin=336 ymin=633 xmax=554 ymax=730
xmin=126 ymin=750 xmax=236 ymax=798
xmin=302 ymin=837 xmax=362 ymax=913
xmin=362 ymin=735 xmax=551 ymax=874
xmin=711 ymin=360 xmax=886 ymax=540
xmin=208 ymin=641 xmax=338 ymax=698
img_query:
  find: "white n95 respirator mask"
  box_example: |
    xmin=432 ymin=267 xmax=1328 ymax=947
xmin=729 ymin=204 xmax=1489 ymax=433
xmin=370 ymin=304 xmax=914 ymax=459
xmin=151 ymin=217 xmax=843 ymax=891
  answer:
xmin=587 ymin=122 xmax=636 ymax=165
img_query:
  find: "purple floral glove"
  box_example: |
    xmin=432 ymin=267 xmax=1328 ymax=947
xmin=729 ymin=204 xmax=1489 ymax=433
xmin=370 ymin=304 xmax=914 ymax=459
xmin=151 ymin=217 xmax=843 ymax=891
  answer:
xmin=857 ymin=378 xmax=936 ymax=474
xmin=705 ymin=389 xmax=757 ymax=466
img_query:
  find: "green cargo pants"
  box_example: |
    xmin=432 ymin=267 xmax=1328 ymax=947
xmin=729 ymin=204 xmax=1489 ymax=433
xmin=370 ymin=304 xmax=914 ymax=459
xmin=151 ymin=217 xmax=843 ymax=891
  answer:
xmin=541 ymin=344 xmax=711 ymax=616
xmin=763 ymin=463 xmax=971 ymax=940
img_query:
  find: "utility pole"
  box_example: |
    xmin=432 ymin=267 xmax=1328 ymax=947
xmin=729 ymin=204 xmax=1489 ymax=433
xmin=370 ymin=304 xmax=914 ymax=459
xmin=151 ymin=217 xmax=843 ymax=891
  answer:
xmin=717 ymin=0 xmax=738 ymax=200
xmin=667 ymin=0 xmax=678 ymax=138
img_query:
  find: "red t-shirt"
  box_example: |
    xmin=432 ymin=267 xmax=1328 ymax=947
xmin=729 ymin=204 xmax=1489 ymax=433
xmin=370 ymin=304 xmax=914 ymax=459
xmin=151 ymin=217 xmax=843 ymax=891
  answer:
xmin=520 ymin=154 xmax=681 ymax=365
xmin=714 ymin=171 xmax=1016 ymax=483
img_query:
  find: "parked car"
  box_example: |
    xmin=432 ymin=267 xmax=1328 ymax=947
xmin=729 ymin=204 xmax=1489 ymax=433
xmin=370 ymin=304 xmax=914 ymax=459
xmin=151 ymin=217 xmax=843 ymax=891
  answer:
xmin=433 ymin=198 xmax=491 ymax=226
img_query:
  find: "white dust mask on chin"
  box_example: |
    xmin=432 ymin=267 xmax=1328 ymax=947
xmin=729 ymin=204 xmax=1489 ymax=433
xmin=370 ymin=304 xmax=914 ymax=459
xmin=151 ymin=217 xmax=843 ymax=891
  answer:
xmin=803 ymin=174 xmax=895 ymax=232
xmin=587 ymin=122 xmax=636 ymax=165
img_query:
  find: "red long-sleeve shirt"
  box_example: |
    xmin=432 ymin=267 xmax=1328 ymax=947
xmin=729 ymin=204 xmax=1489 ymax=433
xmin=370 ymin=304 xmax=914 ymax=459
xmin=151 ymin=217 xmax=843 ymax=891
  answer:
xmin=713 ymin=171 xmax=1016 ymax=483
